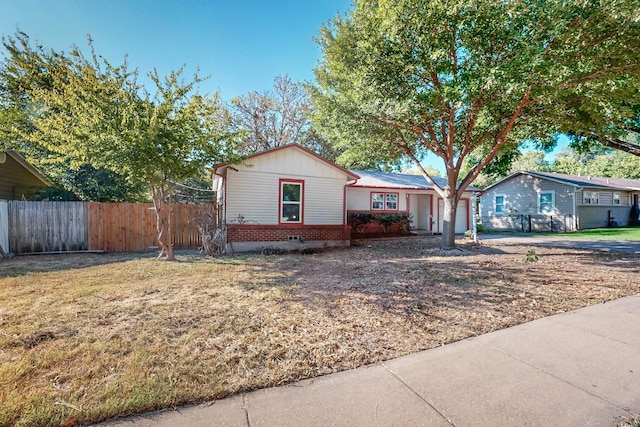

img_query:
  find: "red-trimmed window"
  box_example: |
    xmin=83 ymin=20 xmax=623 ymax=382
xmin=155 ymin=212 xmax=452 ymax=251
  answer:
xmin=280 ymin=180 xmax=304 ymax=223
xmin=371 ymin=192 xmax=399 ymax=211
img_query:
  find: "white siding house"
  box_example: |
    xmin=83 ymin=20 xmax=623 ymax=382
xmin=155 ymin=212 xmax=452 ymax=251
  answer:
xmin=214 ymin=144 xmax=359 ymax=252
xmin=214 ymin=145 xmax=481 ymax=252
xmin=481 ymin=171 xmax=640 ymax=231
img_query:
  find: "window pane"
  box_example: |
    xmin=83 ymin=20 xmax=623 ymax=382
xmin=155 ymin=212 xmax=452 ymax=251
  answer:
xmin=540 ymin=193 xmax=552 ymax=203
xmin=282 ymin=204 xmax=300 ymax=222
xmin=495 ymin=195 xmax=504 ymax=213
xmin=385 ymin=194 xmax=398 ymax=210
xmin=372 ymin=193 xmax=384 ymax=210
xmin=282 ymin=183 xmax=301 ymax=202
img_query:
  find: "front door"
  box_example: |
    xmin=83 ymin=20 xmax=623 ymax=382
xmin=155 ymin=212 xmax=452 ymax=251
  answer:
xmin=409 ymin=194 xmax=432 ymax=231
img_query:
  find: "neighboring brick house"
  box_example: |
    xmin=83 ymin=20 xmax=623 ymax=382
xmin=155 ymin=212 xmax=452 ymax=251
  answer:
xmin=480 ymin=170 xmax=640 ymax=232
xmin=213 ymin=144 xmax=479 ymax=252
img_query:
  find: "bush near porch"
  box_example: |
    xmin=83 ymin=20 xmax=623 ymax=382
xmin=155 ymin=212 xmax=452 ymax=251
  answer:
xmin=348 ymin=212 xmax=412 ymax=237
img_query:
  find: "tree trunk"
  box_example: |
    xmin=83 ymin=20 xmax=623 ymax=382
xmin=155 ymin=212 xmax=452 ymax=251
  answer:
xmin=152 ymin=183 xmax=175 ymax=261
xmin=441 ymin=187 xmax=458 ymax=249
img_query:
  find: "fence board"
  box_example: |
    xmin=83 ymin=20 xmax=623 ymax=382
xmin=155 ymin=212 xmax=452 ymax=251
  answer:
xmin=6 ymin=201 xmax=204 ymax=254
xmin=87 ymin=202 xmax=203 ymax=252
xmin=8 ymin=201 xmax=88 ymax=253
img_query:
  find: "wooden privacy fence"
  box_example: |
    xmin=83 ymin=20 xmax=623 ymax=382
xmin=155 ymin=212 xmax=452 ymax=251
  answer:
xmin=7 ymin=200 xmax=204 ymax=254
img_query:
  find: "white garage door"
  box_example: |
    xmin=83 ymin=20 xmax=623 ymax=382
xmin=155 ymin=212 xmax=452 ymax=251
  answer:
xmin=437 ymin=199 xmax=468 ymax=234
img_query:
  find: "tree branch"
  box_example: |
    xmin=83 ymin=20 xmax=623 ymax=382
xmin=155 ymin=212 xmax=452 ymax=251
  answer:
xmin=457 ymin=87 xmax=532 ymax=195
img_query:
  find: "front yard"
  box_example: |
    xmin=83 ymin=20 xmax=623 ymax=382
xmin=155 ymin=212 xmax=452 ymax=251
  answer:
xmin=1 ymin=236 xmax=639 ymax=426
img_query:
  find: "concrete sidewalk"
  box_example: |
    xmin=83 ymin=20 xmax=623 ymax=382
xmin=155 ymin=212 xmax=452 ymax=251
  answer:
xmin=101 ymin=295 xmax=640 ymax=427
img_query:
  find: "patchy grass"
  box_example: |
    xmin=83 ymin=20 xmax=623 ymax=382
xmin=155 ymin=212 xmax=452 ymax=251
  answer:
xmin=617 ymin=414 xmax=640 ymax=427
xmin=542 ymin=226 xmax=640 ymax=241
xmin=1 ymin=238 xmax=639 ymax=426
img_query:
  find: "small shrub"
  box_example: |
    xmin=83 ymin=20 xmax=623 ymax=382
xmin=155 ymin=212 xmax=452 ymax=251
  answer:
xmin=299 ymin=247 xmax=324 ymax=255
xmin=259 ymin=246 xmax=288 ymax=256
xmin=476 ymin=223 xmax=487 ymax=233
xmin=524 ymin=249 xmax=540 ymax=263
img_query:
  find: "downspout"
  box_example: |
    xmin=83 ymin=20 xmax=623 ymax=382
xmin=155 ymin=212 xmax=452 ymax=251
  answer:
xmin=345 ymin=178 xmax=359 ymax=239
xmin=573 ymin=186 xmax=581 ymax=232
xmin=471 ymin=192 xmax=480 ymax=243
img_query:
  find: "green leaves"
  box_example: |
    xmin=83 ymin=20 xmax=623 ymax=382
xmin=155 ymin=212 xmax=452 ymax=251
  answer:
xmin=0 ymin=31 xmax=242 ymax=193
xmin=312 ymin=0 xmax=640 ymax=189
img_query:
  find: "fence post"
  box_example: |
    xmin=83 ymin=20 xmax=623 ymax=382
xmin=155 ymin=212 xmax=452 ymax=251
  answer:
xmin=0 ymin=200 xmax=8 ymax=253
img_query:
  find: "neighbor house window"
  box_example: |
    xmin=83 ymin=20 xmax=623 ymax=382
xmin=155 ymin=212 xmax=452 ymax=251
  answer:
xmin=280 ymin=180 xmax=303 ymax=223
xmin=613 ymin=192 xmax=621 ymax=205
xmin=371 ymin=192 xmax=399 ymax=211
xmin=583 ymin=191 xmax=599 ymax=205
xmin=495 ymin=195 xmax=505 ymax=214
xmin=539 ymin=191 xmax=554 ymax=214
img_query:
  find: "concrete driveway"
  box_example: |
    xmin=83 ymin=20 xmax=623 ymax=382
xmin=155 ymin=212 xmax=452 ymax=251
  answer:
xmin=478 ymin=233 xmax=640 ymax=253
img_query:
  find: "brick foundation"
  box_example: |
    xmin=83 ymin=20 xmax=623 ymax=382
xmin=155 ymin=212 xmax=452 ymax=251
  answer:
xmin=227 ymin=224 xmax=351 ymax=243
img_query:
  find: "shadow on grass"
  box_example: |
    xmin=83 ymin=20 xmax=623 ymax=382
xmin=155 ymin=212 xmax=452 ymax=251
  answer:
xmin=0 ymin=249 xmax=234 ymax=278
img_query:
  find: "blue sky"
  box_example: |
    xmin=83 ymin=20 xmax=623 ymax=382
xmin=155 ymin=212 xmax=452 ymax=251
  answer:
xmin=1 ymin=0 xmax=566 ymax=174
xmin=0 ymin=0 xmax=352 ymax=100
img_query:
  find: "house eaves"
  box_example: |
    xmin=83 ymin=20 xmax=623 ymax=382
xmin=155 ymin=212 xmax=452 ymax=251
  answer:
xmin=5 ymin=151 xmax=51 ymax=186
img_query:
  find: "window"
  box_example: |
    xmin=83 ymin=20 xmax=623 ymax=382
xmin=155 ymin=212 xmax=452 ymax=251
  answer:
xmin=371 ymin=192 xmax=399 ymax=211
xmin=495 ymin=195 xmax=505 ymax=214
xmin=539 ymin=191 xmax=554 ymax=214
xmin=280 ymin=180 xmax=303 ymax=223
xmin=613 ymin=192 xmax=620 ymax=205
xmin=583 ymin=191 xmax=599 ymax=205
xmin=371 ymin=193 xmax=384 ymax=210
xmin=385 ymin=193 xmax=398 ymax=210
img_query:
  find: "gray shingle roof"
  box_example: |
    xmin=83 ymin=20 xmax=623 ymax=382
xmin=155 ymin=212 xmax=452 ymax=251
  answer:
xmin=349 ymin=170 xmax=481 ymax=191
xmin=515 ymin=171 xmax=640 ymax=191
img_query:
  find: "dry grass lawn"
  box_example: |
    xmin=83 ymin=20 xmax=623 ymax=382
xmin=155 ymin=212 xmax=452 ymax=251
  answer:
xmin=1 ymin=236 xmax=639 ymax=426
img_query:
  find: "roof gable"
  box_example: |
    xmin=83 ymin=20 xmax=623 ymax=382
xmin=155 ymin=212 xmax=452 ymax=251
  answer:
xmin=216 ymin=144 xmax=360 ymax=180
xmin=2 ymin=151 xmax=51 ymax=186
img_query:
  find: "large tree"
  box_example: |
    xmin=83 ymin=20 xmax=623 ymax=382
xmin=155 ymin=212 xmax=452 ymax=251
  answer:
xmin=0 ymin=33 xmax=148 ymax=202
xmin=1 ymin=33 xmax=240 ymax=260
xmin=311 ymin=0 xmax=640 ymax=248
xmin=231 ymin=74 xmax=312 ymax=153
